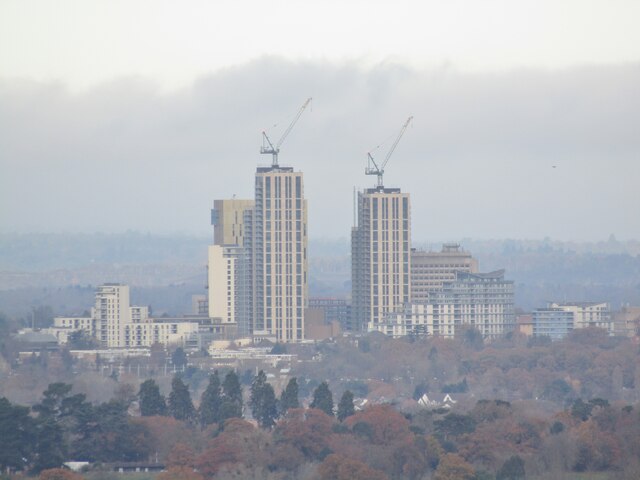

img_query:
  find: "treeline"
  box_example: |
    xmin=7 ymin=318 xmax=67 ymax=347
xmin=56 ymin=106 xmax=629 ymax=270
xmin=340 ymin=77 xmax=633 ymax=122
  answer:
xmin=4 ymin=373 xmax=640 ymax=479
xmin=297 ymin=328 xmax=640 ymax=405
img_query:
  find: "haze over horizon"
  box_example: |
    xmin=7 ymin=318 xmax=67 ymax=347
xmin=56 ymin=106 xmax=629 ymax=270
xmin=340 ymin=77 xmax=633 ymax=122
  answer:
xmin=1 ymin=1 xmax=639 ymax=241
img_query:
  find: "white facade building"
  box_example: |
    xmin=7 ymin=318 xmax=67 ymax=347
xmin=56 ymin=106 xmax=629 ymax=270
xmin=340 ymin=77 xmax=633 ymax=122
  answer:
xmin=548 ymin=302 xmax=612 ymax=333
xmin=92 ymin=284 xmax=130 ymax=348
xmin=375 ymin=270 xmax=514 ymax=339
xmin=52 ymin=284 xmax=199 ymax=349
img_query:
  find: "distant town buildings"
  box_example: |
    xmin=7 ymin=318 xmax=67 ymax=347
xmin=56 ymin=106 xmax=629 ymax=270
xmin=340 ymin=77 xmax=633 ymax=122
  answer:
xmin=531 ymin=302 xmax=613 ymax=339
xmin=51 ymin=284 xmax=200 ymax=348
xmin=374 ymin=270 xmax=515 ymax=338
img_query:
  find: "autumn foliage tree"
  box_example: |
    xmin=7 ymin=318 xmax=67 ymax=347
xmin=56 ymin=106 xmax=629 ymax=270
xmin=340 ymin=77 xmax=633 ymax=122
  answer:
xmin=318 ymin=454 xmax=388 ymax=480
xmin=433 ymin=454 xmax=476 ymax=480
xmin=274 ymin=408 xmax=335 ymax=460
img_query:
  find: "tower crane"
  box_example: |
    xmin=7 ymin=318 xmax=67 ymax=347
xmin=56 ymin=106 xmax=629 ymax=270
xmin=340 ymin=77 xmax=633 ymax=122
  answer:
xmin=365 ymin=116 xmax=413 ymax=188
xmin=261 ymin=97 xmax=312 ymax=167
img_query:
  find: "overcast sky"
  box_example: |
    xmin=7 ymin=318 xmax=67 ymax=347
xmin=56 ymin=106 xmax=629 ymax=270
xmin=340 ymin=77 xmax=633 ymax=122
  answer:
xmin=1 ymin=0 xmax=639 ymax=241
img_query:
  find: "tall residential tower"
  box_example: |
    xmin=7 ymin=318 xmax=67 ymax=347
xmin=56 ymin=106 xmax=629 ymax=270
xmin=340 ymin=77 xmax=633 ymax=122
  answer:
xmin=351 ymin=186 xmax=411 ymax=332
xmin=253 ymin=166 xmax=308 ymax=341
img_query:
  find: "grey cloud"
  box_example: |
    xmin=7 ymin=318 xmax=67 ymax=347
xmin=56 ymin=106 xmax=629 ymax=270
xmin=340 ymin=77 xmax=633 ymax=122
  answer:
xmin=1 ymin=58 xmax=639 ymax=240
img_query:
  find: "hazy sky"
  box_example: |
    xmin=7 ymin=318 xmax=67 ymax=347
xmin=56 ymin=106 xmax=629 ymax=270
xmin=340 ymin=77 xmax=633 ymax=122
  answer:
xmin=1 ymin=1 xmax=639 ymax=241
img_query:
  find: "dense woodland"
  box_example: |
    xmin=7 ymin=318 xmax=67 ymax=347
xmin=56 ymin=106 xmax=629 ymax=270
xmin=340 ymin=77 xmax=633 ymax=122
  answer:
xmin=2 ymin=322 xmax=640 ymax=479
xmin=2 ymin=370 xmax=640 ymax=480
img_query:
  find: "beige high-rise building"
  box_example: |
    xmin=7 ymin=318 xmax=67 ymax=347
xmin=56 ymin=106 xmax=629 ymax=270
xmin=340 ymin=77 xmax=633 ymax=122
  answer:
xmin=351 ymin=187 xmax=411 ymax=332
xmin=209 ymin=199 xmax=254 ymax=336
xmin=211 ymin=199 xmax=254 ymax=246
xmin=411 ymin=243 xmax=479 ymax=304
xmin=253 ymin=166 xmax=308 ymax=342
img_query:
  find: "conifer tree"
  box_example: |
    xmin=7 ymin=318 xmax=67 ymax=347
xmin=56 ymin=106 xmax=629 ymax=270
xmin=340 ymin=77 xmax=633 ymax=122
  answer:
xmin=0 ymin=397 xmax=35 ymax=472
xmin=279 ymin=377 xmax=299 ymax=414
xmin=249 ymin=370 xmax=278 ymax=428
xmin=337 ymin=390 xmax=355 ymax=422
xmin=249 ymin=370 xmax=268 ymax=419
xmin=219 ymin=370 xmax=243 ymax=421
xmin=199 ymin=371 xmax=222 ymax=427
xmin=310 ymin=381 xmax=334 ymax=416
xmin=168 ymin=376 xmax=195 ymax=422
xmin=138 ymin=379 xmax=167 ymax=416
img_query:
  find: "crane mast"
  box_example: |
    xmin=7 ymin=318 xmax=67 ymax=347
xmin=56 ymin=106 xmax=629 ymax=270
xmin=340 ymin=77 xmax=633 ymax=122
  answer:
xmin=261 ymin=97 xmax=312 ymax=167
xmin=365 ymin=116 xmax=413 ymax=188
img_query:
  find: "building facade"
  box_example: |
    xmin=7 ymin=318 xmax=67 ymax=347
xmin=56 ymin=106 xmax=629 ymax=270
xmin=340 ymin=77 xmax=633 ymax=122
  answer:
xmin=411 ymin=243 xmax=478 ymax=303
xmin=375 ymin=270 xmax=514 ymax=339
xmin=211 ymin=199 xmax=255 ymax=246
xmin=207 ymin=244 xmax=253 ymax=335
xmin=613 ymin=306 xmax=640 ymax=337
xmin=253 ymin=166 xmax=308 ymax=342
xmin=434 ymin=270 xmax=515 ymax=339
xmin=351 ymin=187 xmax=411 ymax=332
xmin=532 ymin=308 xmax=575 ymax=340
xmin=54 ymin=284 xmax=199 ymax=349
xmin=92 ymin=284 xmax=130 ymax=348
xmin=548 ymin=302 xmax=612 ymax=332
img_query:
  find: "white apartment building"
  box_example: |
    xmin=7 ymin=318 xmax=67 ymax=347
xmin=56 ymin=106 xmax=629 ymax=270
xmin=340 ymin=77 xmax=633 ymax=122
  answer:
xmin=375 ymin=270 xmax=514 ymax=339
xmin=92 ymin=284 xmax=130 ymax=348
xmin=208 ymin=244 xmax=238 ymax=324
xmin=547 ymin=302 xmax=612 ymax=333
xmin=123 ymin=321 xmax=199 ymax=348
xmin=52 ymin=284 xmax=198 ymax=348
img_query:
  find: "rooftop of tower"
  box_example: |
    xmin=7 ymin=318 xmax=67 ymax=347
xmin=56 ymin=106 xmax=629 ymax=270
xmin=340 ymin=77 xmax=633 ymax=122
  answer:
xmin=256 ymin=165 xmax=295 ymax=173
xmin=364 ymin=186 xmax=402 ymax=194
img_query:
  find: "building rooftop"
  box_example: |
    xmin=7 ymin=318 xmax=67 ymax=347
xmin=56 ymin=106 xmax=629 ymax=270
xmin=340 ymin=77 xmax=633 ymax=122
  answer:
xmin=364 ymin=186 xmax=402 ymax=194
xmin=256 ymin=165 xmax=295 ymax=173
xmin=456 ymin=269 xmax=506 ymax=281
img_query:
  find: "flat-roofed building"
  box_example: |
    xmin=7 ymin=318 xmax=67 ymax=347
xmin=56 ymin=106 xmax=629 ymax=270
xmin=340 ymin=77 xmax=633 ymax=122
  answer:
xmin=211 ymin=199 xmax=255 ymax=246
xmin=548 ymin=302 xmax=612 ymax=333
xmin=123 ymin=320 xmax=199 ymax=348
xmin=253 ymin=165 xmax=308 ymax=342
xmin=532 ymin=308 xmax=575 ymax=340
xmin=433 ymin=270 xmax=515 ymax=339
xmin=613 ymin=306 xmax=640 ymax=337
xmin=411 ymin=243 xmax=478 ymax=304
xmin=92 ymin=284 xmax=131 ymax=348
xmin=308 ymin=298 xmax=351 ymax=331
xmin=351 ymin=186 xmax=411 ymax=332
xmin=375 ymin=270 xmax=513 ymax=339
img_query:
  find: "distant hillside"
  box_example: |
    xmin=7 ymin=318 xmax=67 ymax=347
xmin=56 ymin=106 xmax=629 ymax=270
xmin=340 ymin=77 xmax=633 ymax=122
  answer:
xmin=1 ymin=233 xmax=639 ymax=316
